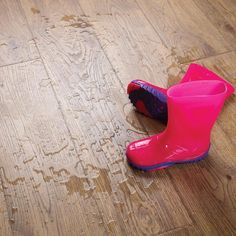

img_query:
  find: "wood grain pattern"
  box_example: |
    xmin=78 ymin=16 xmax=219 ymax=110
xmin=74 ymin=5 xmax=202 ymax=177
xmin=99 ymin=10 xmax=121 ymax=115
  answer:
xmin=0 ymin=60 xmax=111 ymax=235
xmin=19 ymin=0 xmax=192 ymax=234
xmin=193 ymin=0 xmax=236 ymax=47
xmin=79 ymin=0 xmax=173 ymax=89
xmin=0 ymin=179 xmax=12 ymax=236
xmin=0 ymin=0 xmax=39 ymax=66
xmin=78 ymin=0 xmax=183 ymax=133
xmin=136 ymin=0 xmax=233 ymax=63
xmin=215 ymin=0 xmax=236 ymax=15
xmin=0 ymin=0 xmax=235 ymax=235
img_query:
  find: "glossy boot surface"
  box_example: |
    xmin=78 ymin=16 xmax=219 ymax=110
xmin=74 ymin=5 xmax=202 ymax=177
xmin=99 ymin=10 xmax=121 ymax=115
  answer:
xmin=126 ymin=80 xmax=228 ymax=171
xmin=127 ymin=64 xmax=234 ymax=122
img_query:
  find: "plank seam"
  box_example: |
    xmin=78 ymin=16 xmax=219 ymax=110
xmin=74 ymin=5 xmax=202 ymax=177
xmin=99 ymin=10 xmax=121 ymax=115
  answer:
xmin=0 ymin=58 xmax=41 ymax=68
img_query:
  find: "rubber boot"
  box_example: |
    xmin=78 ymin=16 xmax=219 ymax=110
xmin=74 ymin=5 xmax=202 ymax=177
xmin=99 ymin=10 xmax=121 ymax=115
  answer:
xmin=126 ymin=80 xmax=228 ymax=171
xmin=127 ymin=64 xmax=234 ymax=123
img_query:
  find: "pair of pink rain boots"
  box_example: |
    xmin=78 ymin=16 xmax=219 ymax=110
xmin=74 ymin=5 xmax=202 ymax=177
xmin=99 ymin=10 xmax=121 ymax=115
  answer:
xmin=126 ymin=64 xmax=234 ymax=171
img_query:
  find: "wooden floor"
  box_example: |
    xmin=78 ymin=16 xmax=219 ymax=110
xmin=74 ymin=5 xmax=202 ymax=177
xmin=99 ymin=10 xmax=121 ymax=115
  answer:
xmin=0 ymin=0 xmax=235 ymax=235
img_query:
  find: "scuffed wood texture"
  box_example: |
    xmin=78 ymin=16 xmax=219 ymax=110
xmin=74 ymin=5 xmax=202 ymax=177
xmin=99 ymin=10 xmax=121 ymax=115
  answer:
xmin=0 ymin=0 xmax=235 ymax=235
xmin=0 ymin=0 xmax=39 ymax=66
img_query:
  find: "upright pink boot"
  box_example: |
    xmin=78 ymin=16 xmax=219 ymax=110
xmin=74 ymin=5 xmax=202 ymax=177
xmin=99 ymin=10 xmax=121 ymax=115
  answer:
xmin=127 ymin=64 xmax=234 ymax=122
xmin=126 ymin=80 xmax=228 ymax=171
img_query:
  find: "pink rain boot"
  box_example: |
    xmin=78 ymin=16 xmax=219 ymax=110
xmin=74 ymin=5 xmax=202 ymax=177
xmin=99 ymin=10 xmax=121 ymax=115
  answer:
xmin=127 ymin=64 xmax=234 ymax=123
xmin=126 ymin=80 xmax=228 ymax=171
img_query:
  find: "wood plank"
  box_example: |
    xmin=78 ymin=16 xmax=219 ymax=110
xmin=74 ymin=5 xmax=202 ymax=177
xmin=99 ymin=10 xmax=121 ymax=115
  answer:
xmin=20 ymin=0 xmax=193 ymax=234
xmin=79 ymin=0 xmax=175 ymax=88
xmin=193 ymin=0 xmax=236 ymax=48
xmin=0 ymin=179 xmax=13 ymax=236
xmin=0 ymin=60 xmax=112 ymax=236
xmin=0 ymin=0 xmax=39 ymax=66
xmin=78 ymin=0 xmax=184 ymax=134
xmin=214 ymin=0 xmax=236 ymax=16
xmin=136 ymin=0 xmax=232 ymax=63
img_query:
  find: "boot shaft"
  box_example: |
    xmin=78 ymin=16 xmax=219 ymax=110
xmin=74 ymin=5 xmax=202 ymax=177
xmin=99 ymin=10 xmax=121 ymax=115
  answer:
xmin=181 ymin=64 xmax=235 ymax=98
xmin=166 ymin=80 xmax=227 ymax=145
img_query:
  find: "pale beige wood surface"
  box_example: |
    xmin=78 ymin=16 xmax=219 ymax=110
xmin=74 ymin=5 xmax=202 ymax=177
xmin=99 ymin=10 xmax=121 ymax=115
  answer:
xmin=20 ymin=0 xmax=192 ymax=234
xmin=0 ymin=0 xmax=235 ymax=235
xmin=0 ymin=0 xmax=39 ymax=67
xmin=0 ymin=60 xmax=107 ymax=236
xmin=79 ymin=0 xmax=172 ymax=88
xmin=0 ymin=179 xmax=12 ymax=235
xmin=136 ymin=0 xmax=233 ymax=63
xmin=193 ymin=0 xmax=236 ymax=47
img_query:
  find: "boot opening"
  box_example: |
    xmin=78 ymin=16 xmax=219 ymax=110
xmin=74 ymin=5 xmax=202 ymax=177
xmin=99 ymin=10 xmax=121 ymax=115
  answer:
xmin=167 ymin=80 xmax=227 ymax=98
